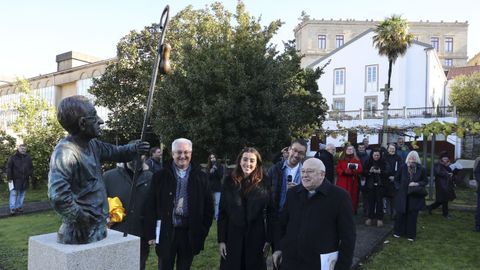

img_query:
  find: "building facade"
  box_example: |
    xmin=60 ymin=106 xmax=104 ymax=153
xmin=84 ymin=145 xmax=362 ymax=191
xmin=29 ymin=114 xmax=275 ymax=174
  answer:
xmin=0 ymin=51 xmax=111 ymax=133
xmin=295 ymin=19 xmax=468 ymax=71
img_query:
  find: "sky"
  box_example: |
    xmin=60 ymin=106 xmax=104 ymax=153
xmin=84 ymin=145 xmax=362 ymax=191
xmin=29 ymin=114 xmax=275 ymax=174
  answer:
xmin=1 ymin=0 xmax=478 ymax=79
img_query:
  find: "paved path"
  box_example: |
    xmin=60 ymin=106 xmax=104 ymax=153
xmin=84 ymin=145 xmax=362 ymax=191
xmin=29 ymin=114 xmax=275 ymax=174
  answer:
xmin=0 ymin=201 xmax=51 ymax=218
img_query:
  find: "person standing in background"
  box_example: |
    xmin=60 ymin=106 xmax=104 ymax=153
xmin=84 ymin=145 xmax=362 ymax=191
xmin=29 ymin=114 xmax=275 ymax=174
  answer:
xmin=207 ymin=153 xmax=224 ymax=221
xmin=7 ymin=144 xmax=33 ymax=215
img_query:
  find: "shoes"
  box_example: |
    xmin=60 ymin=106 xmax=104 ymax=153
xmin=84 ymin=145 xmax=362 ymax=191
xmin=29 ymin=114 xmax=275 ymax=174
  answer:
xmin=10 ymin=209 xmax=16 ymax=216
xmin=377 ymin=220 xmax=384 ymax=227
xmin=407 ymin=238 xmax=415 ymax=242
xmin=443 ymin=215 xmax=452 ymax=219
xmin=365 ymin=219 xmax=372 ymax=226
xmin=393 ymin=234 xmax=400 ymax=238
xmin=16 ymin=208 xmax=23 ymax=213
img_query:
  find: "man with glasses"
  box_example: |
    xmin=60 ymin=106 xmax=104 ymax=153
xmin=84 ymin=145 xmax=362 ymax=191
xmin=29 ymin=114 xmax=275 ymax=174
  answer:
xmin=268 ymin=139 xmax=308 ymax=214
xmin=48 ymin=95 xmax=150 ymax=244
xmin=146 ymin=138 xmax=213 ymax=270
xmin=272 ymin=158 xmax=356 ymax=270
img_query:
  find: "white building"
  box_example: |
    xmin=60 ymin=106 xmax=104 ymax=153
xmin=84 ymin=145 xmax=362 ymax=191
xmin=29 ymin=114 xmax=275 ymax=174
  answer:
xmin=308 ymin=29 xmax=458 ymax=154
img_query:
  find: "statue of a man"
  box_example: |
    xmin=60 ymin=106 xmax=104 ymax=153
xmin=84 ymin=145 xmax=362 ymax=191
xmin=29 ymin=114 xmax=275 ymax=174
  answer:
xmin=48 ymin=95 xmax=149 ymax=244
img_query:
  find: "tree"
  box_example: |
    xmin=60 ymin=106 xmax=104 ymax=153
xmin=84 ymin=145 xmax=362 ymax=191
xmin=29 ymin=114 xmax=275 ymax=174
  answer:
xmin=10 ymin=79 xmax=65 ymax=185
xmin=449 ymin=72 xmax=480 ymax=118
xmin=373 ymin=15 xmax=414 ymax=146
xmin=0 ymin=130 xmax=16 ymax=173
xmin=91 ymin=2 xmax=327 ymax=160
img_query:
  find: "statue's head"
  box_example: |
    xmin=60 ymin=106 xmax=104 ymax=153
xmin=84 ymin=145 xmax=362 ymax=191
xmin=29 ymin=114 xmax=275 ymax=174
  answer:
xmin=57 ymin=95 xmax=104 ymax=139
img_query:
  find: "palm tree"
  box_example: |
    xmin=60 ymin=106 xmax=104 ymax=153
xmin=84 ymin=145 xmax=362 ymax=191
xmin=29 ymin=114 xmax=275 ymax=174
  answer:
xmin=373 ymin=15 xmax=414 ymax=146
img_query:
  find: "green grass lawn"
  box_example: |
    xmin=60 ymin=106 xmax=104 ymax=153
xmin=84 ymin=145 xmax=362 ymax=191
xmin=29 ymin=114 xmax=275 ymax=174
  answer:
xmin=360 ymin=210 xmax=480 ymax=270
xmin=0 ymin=183 xmax=49 ymax=206
xmin=0 ymin=211 xmax=219 ymax=270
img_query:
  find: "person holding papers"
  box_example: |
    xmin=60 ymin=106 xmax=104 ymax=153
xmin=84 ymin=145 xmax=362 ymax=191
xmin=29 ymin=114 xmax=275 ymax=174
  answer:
xmin=272 ymin=158 xmax=356 ymax=270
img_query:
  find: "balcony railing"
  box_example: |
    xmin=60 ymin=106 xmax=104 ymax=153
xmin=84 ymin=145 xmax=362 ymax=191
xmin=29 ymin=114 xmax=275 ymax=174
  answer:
xmin=327 ymin=106 xmax=456 ymax=121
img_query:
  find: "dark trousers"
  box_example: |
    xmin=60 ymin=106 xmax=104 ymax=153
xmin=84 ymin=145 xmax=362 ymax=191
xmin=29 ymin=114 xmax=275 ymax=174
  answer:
xmin=394 ymin=210 xmax=419 ymax=239
xmin=157 ymin=228 xmax=193 ymax=270
xmin=140 ymin=238 xmax=150 ymax=270
xmin=367 ymin=186 xmax=384 ymax=220
xmin=476 ymin=191 xmax=480 ymax=230
xmin=429 ymin=201 xmax=449 ymax=217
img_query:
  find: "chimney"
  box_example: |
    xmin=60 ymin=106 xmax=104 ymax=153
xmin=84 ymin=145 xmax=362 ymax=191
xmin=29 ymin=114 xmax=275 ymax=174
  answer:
xmin=55 ymin=51 xmax=101 ymax=72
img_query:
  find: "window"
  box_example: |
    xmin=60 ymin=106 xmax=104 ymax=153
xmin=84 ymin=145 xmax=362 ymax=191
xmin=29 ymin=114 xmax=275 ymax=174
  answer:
xmin=364 ymin=96 xmax=378 ymax=117
xmin=333 ymin=68 xmax=345 ymax=95
xmin=332 ymin=98 xmax=345 ymax=111
xmin=76 ymin=77 xmax=111 ymax=121
xmin=336 ymin=35 xmax=344 ymax=48
xmin=445 ymin=37 xmax=453 ymax=53
xmin=318 ymin=35 xmax=326 ymax=49
xmin=33 ymin=86 xmax=55 ymax=106
xmin=365 ymin=65 xmax=378 ymax=92
xmin=445 ymin=59 xmax=453 ymax=67
xmin=431 ymin=37 xmax=439 ymax=51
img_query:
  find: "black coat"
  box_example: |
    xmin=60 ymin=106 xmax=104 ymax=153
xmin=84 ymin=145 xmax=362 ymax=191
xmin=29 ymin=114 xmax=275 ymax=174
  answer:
xmin=104 ymin=165 xmax=153 ymax=238
xmin=276 ymin=181 xmax=356 ymax=270
xmin=434 ymin=163 xmax=456 ymax=202
xmin=384 ymin=154 xmax=403 ymax=197
xmin=363 ymin=158 xmax=388 ymax=191
xmin=145 ymin=161 xmax=214 ymax=256
xmin=7 ymin=151 xmax=33 ymax=191
xmin=217 ymin=175 xmax=273 ymax=270
xmin=208 ymin=163 xmax=224 ymax=193
xmin=394 ymin=163 xmax=428 ymax=213
xmin=314 ymin=150 xmax=335 ymax=183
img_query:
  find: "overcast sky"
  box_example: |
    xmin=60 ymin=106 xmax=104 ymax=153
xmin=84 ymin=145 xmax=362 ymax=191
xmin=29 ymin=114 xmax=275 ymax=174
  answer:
xmin=1 ymin=0 xmax=478 ymax=78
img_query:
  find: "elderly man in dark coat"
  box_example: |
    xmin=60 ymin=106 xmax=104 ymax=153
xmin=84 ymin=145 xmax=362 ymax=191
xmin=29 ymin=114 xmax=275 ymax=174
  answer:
xmin=272 ymin=158 xmax=356 ymax=270
xmin=7 ymin=144 xmax=33 ymax=215
xmin=48 ymin=95 xmax=149 ymax=244
xmin=146 ymin=138 xmax=214 ymax=270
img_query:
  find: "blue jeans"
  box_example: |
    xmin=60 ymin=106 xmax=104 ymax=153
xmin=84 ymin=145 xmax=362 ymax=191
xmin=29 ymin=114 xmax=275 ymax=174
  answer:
xmin=9 ymin=189 xmax=26 ymax=210
xmin=213 ymin=192 xmax=221 ymax=221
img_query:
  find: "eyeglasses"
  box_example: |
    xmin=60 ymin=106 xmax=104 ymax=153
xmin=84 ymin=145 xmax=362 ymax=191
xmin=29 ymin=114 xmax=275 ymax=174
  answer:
xmin=173 ymin=150 xmax=192 ymax=156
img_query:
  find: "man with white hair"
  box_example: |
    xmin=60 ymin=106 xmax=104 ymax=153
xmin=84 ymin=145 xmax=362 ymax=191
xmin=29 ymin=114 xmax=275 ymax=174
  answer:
xmin=146 ymin=138 xmax=214 ymax=270
xmin=272 ymin=158 xmax=356 ymax=270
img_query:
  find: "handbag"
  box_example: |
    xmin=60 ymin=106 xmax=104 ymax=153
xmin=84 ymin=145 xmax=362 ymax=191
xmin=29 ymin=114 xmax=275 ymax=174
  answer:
xmin=407 ymin=185 xmax=427 ymax=197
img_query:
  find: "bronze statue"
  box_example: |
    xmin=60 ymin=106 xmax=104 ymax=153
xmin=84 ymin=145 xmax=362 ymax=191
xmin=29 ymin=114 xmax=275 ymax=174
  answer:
xmin=48 ymin=95 xmax=149 ymax=244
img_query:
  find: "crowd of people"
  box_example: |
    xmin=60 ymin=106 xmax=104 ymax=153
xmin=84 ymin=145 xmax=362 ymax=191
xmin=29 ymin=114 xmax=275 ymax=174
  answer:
xmin=4 ymin=96 xmax=480 ymax=270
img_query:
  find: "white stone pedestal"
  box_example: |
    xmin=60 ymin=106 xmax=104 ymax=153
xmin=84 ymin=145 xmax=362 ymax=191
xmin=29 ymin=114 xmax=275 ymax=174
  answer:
xmin=28 ymin=229 xmax=140 ymax=270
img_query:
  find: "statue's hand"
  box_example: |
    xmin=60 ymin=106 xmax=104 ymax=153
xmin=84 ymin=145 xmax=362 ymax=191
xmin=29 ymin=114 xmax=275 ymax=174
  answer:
xmin=135 ymin=141 xmax=150 ymax=154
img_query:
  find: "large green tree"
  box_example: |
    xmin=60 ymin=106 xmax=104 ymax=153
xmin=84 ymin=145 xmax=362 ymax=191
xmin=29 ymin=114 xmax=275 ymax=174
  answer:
xmin=0 ymin=130 xmax=16 ymax=172
xmin=91 ymin=2 xmax=327 ymax=160
xmin=10 ymin=79 xmax=65 ymax=185
xmin=449 ymin=72 xmax=480 ymax=118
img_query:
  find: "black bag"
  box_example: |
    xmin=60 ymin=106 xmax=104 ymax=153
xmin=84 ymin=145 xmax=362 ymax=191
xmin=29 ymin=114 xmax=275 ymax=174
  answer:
xmin=407 ymin=185 xmax=428 ymax=197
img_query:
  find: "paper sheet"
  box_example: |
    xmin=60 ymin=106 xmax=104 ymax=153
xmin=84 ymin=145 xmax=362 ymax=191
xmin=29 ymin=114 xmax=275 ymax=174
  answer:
xmin=320 ymin=251 xmax=338 ymax=270
xmin=155 ymin=220 xmax=161 ymax=244
xmin=8 ymin=181 xmax=14 ymax=191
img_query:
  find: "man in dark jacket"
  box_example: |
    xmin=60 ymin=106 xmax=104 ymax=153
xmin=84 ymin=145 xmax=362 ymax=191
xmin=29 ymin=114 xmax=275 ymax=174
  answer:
xmin=272 ymin=158 xmax=356 ymax=270
xmin=146 ymin=138 xmax=214 ymax=270
xmin=268 ymin=139 xmax=307 ymax=215
xmin=7 ymin=144 xmax=33 ymax=215
xmin=314 ymin=143 xmax=335 ymax=183
xmin=146 ymin=147 xmax=163 ymax=174
xmin=104 ymin=159 xmax=153 ymax=270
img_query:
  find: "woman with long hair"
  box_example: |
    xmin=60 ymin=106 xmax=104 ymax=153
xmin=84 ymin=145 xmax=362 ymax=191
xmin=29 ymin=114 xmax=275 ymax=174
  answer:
xmin=217 ymin=147 xmax=272 ymax=270
xmin=336 ymin=144 xmax=363 ymax=213
xmin=363 ymin=148 xmax=388 ymax=227
xmin=393 ymin=151 xmax=427 ymax=241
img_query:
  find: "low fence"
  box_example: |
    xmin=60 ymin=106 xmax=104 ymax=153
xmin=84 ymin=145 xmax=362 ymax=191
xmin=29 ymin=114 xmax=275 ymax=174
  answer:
xmin=327 ymin=106 xmax=456 ymax=121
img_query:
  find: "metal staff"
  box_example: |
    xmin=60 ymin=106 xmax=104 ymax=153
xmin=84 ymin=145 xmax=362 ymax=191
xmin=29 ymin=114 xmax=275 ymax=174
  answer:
xmin=123 ymin=5 xmax=171 ymax=237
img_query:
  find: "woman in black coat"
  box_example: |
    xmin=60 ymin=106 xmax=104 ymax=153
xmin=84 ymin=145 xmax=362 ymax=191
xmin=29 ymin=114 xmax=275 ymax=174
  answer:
xmin=393 ymin=151 xmax=427 ymax=241
xmin=217 ymin=147 xmax=272 ymax=270
xmin=363 ymin=148 xmax=388 ymax=227
xmin=207 ymin=153 xmax=224 ymax=221
xmin=384 ymin=144 xmax=403 ymax=218
xmin=427 ymin=152 xmax=456 ymax=217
